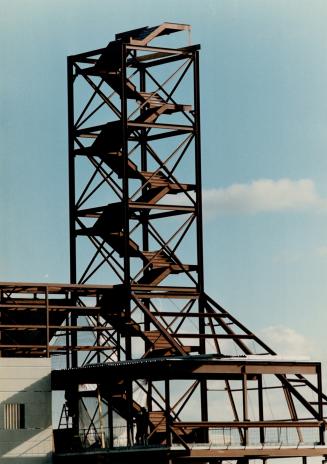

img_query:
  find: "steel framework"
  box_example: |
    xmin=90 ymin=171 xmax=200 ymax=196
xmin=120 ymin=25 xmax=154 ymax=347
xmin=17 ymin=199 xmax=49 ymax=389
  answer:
xmin=0 ymin=22 xmax=327 ymax=464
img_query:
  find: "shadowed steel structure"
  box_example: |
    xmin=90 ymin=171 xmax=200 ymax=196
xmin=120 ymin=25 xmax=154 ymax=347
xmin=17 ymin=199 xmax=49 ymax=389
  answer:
xmin=0 ymin=22 xmax=327 ymax=464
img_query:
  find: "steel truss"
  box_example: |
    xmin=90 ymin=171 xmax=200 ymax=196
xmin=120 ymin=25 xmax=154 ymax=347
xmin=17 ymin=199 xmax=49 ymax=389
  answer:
xmin=0 ymin=22 xmax=326 ymax=464
xmin=60 ymin=22 xmax=327 ymax=463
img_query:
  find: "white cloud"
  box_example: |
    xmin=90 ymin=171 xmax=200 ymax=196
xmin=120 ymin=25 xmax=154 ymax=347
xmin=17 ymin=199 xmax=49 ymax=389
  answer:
xmin=202 ymin=178 xmax=327 ymax=218
xmin=316 ymin=246 xmax=327 ymax=257
xmin=259 ymin=325 xmax=314 ymax=358
xmin=260 ymin=326 xmax=327 ymax=393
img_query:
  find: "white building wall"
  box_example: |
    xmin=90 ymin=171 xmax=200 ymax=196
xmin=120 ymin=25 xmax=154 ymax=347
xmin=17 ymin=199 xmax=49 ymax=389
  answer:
xmin=0 ymin=358 xmax=52 ymax=464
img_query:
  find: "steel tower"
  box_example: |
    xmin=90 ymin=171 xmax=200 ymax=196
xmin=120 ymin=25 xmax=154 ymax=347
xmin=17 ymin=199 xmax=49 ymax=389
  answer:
xmin=0 ymin=22 xmax=326 ymax=464
xmin=57 ymin=23 xmax=327 ymax=463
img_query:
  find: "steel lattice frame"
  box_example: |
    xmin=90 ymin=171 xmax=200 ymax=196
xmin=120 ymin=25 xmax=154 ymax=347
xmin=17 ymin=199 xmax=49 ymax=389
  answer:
xmin=66 ymin=28 xmax=214 ymax=439
xmin=0 ymin=23 xmax=326 ymax=464
xmin=60 ymin=24 xmax=327 ymax=463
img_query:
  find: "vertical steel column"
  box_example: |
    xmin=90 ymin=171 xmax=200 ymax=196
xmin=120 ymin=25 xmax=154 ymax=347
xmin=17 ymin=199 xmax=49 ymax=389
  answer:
xmin=96 ymin=313 xmax=101 ymax=363
xmin=67 ymin=57 xmax=77 ymax=285
xmin=193 ymin=50 xmax=205 ymax=303
xmin=71 ymin=292 xmax=78 ymax=368
xmin=67 ymin=56 xmax=78 ymax=368
xmin=140 ymin=64 xmax=153 ymax=412
xmin=165 ymin=379 xmax=172 ymax=447
xmin=317 ymin=364 xmax=325 ymax=445
xmin=140 ymin=65 xmax=149 ymax=254
xmin=258 ymin=374 xmax=265 ymax=444
xmin=121 ymin=43 xmax=132 ymax=360
xmin=242 ymin=371 xmax=249 ymax=446
xmin=194 ymin=49 xmax=208 ymax=427
xmin=121 ymin=43 xmax=134 ymax=444
xmin=140 ymin=64 xmax=150 ymax=292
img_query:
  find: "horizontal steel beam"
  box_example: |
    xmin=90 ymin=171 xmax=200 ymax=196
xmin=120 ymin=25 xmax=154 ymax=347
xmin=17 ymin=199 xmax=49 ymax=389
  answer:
xmin=173 ymin=420 xmax=325 ymax=429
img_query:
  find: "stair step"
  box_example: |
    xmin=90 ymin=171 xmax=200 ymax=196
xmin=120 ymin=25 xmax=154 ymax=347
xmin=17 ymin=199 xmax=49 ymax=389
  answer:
xmin=136 ymin=106 xmax=167 ymax=123
xmin=137 ymin=267 xmax=171 ymax=286
xmin=115 ymin=26 xmax=158 ymax=44
xmin=140 ymin=97 xmax=162 ymax=102
xmin=139 ymin=92 xmax=161 ymax=98
xmin=143 ymin=331 xmax=198 ymax=356
xmin=171 ymin=263 xmax=197 ymax=272
xmin=139 ymin=92 xmax=165 ymax=105
xmin=124 ymin=23 xmax=191 ymax=47
xmin=145 ymin=178 xmax=169 ymax=185
xmin=101 ymin=74 xmax=137 ymax=99
xmin=136 ymin=186 xmax=170 ymax=205
xmin=94 ymin=203 xmax=123 ymax=233
xmin=94 ymin=229 xmax=140 ymax=257
xmin=144 ymin=331 xmax=172 ymax=349
xmin=93 ymin=40 xmax=122 ymax=72
xmin=143 ymin=251 xmax=173 ymax=267
xmin=146 ymin=257 xmax=170 ymax=263
xmin=149 ymin=411 xmax=166 ymax=432
xmin=139 ymin=171 xmax=195 ymax=192
xmin=108 ymin=234 xmax=140 ymax=257
xmin=140 ymin=178 xmax=169 ymax=188
xmin=140 ymin=171 xmax=166 ymax=178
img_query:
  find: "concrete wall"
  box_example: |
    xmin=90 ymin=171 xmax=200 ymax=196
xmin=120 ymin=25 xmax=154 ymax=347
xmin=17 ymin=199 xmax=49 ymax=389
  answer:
xmin=0 ymin=358 xmax=52 ymax=464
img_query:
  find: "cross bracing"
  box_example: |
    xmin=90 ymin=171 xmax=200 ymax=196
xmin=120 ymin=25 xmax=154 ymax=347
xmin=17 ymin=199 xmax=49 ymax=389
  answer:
xmin=0 ymin=22 xmax=326 ymax=464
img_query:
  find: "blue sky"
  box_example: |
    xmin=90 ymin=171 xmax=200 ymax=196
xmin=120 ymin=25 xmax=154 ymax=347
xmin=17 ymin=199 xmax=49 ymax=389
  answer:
xmin=1 ymin=0 xmax=327 ymax=368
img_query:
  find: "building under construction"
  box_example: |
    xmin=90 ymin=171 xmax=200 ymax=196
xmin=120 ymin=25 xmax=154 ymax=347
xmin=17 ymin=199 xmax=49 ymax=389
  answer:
xmin=0 ymin=22 xmax=327 ymax=464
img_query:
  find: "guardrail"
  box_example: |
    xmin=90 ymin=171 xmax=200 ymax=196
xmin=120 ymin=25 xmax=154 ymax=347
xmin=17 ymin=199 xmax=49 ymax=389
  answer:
xmin=75 ymin=421 xmax=324 ymax=450
xmin=172 ymin=421 xmax=324 ymax=448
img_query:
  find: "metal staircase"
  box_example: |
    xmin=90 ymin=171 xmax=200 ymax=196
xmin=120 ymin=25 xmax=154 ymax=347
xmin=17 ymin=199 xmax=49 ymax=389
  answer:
xmin=48 ymin=21 xmax=327 ymax=463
